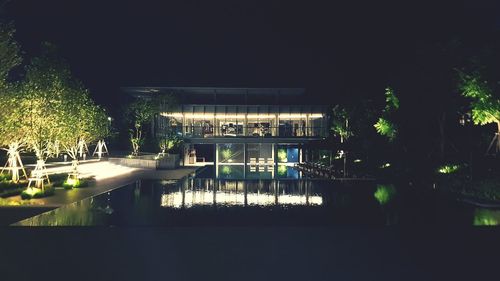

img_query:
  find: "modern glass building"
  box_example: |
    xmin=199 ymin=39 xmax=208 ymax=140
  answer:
xmin=122 ymin=87 xmax=328 ymax=178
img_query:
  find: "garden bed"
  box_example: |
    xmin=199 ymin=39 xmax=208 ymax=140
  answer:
xmin=0 ymin=173 xmax=27 ymax=198
xmin=0 ymin=172 xmax=96 ymax=200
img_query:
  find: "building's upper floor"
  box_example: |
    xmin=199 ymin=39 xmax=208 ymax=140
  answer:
xmin=122 ymin=87 xmax=329 ymax=138
xmin=161 ymin=104 xmax=327 ymax=138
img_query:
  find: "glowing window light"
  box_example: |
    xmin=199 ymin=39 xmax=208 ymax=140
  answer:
xmin=278 ymin=113 xmax=323 ymax=119
xmin=246 ymin=114 xmax=276 ymax=119
xmin=309 ymin=114 xmax=324 ymax=118
xmin=215 ymin=115 xmax=246 ymax=119
xmin=162 ymin=113 xmax=324 ymax=119
xmin=160 ymin=113 xmax=184 ymax=118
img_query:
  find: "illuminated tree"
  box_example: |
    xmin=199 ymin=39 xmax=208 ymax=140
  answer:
xmin=20 ymin=43 xmax=81 ymax=190
xmin=374 ymin=87 xmax=399 ymax=141
xmin=330 ymin=105 xmax=353 ymax=143
xmin=158 ymin=134 xmax=183 ymax=154
xmin=58 ymin=83 xmax=109 ymax=185
xmin=157 ymin=94 xmax=181 ymax=155
xmin=126 ymin=98 xmax=156 ymax=156
xmin=0 ymin=23 xmax=25 ymax=182
xmin=0 ymin=22 xmax=21 ymax=85
xmin=458 ymin=71 xmax=500 ymax=155
xmin=0 ymin=84 xmax=28 ymax=182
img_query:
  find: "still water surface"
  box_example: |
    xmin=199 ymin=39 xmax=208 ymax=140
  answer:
xmin=13 ymin=168 xmax=500 ymax=226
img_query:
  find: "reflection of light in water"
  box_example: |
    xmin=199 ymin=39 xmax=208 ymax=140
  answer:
xmin=473 ymin=209 xmax=500 ymax=226
xmin=161 ymin=190 xmax=322 ymax=208
xmin=374 ymin=184 xmax=396 ymax=205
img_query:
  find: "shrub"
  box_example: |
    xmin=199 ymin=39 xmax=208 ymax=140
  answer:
xmin=0 ymin=188 xmax=23 ymax=198
xmin=21 ymin=185 xmax=55 ymax=199
xmin=0 ymin=180 xmax=25 ymax=192
xmin=49 ymin=173 xmax=69 ymax=187
xmin=0 ymin=173 xmax=12 ymax=181
xmin=62 ymin=177 xmax=93 ymax=189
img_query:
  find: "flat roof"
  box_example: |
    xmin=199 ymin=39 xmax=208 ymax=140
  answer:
xmin=121 ymin=87 xmax=305 ymax=96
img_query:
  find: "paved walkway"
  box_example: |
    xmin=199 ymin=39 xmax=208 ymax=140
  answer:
xmin=1 ymin=166 xmax=197 ymax=208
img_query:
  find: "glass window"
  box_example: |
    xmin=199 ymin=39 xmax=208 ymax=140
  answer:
xmin=247 ymin=116 xmax=276 ymax=137
xmin=217 ymin=143 xmax=244 ymax=163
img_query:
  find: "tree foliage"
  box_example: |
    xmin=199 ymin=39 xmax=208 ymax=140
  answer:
xmin=126 ymin=93 xmax=178 ymax=155
xmin=21 ymin=43 xmax=72 ymax=160
xmin=0 ymin=22 xmax=21 ymax=85
xmin=374 ymin=117 xmax=397 ymax=141
xmin=374 ymin=87 xmax=399 ymax=141
xmin=330 ymin=105 xmax=353 ymax=143
xmin=458 ymin=71 xmax=500 ymax=126
xmin=58 ymin=82 xmax=109 ymax=160
xmin=1 ymin=42 xmax=108 ymax=162
xmin=126 ymin=98 xmax=156 ymax=155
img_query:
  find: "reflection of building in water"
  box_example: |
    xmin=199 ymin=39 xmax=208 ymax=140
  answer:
xmin=161 ymin=178 xmax=322 ymax=208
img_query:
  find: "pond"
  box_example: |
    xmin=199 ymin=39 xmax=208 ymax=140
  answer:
xmin=13 ymin=167 xmax=499 ymax=226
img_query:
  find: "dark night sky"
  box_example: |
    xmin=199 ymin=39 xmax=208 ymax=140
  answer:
xmin=2 ymin=0 xmax=500 ymax=107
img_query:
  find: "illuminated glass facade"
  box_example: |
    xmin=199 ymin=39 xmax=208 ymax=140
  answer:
xmin=160 ymin=107 xmax=325 ymax=138
xmin=122 ymin=87 xmax=327 ymax=178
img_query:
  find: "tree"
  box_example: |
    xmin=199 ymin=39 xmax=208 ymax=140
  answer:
xmin=20 ymin=43 xmax=74 ymax=189
xmin=0 ymin=83 xmax=28 ymax=182
xmin=0 ymin=23 xmax=25 ymax=182
xmin=330 ymin=105 xmax=353 ymax=144
xmin=458 ymin=71 xmax=500 ymax=155
xmin=158 ymin=134 xmax=183 ymax=155
xmin=0 ymin=22 xmax=21 ymax=86
xmin=126 ymin=93 xmax=178 ymax=156
xmin=126 ymin=98 xmax=156 ymax=156
xmin=374 ymin=87 xmax=399 ymax=141
xmin=58 ymin=82 xmax=109 ymax=184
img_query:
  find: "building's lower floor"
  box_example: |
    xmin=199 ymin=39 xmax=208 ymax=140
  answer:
xmin=182 ymin=142 xmax=310 ymax=179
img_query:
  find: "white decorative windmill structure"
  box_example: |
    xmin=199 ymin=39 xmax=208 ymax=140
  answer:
xmin=92 ymin=139 xmax=109 ymax=159
xmin=77 ymin=139 xmax=89 ymax=159
xmin=1 ymin=143 xmax=28 ymax=183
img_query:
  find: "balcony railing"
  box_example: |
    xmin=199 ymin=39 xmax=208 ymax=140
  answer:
xmin=176 ymin=125 xmax=325 ymax=138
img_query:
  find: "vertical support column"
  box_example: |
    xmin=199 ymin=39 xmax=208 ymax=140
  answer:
xmin=213 ymin=178 xmax=217 ymax=206
xmin=244 ymin=111 xmax=248 ymax=136
xmin=306 ymin=114 xmax=310 ymax=136
xmin=320 ymin=114 xmax=325 ymax=137
xmin=299 ymin=146 xmax=303 ymax=163
xmin=243 ymin=142 xmax=247 ymax=179
xmin=243 ymin=181 xmax=247 ymax=206
xmin=182 ymin=144 xmax=188 ymax=166
xmin=273 ymin=143 xmax=278 ymax=178
xmin=213 ymin=111 xmax=217 ymax=137
xmin=214 ymin=143 xmax=218 ymax=178
xmin=275 ymin=113 xmax=279 ymax=136
xmin=274 ymin=180 xmax=278 ymax=205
